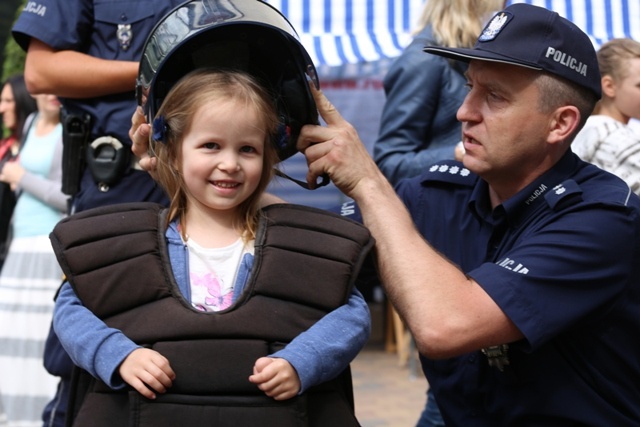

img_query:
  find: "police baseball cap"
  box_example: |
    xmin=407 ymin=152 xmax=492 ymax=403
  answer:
xmin=424 ymin=3 xmax=601 ymax=98
xmin=136 ymin=0 xmax=319 ymax=162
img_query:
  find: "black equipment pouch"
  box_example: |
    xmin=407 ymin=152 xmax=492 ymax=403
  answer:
xmin=86 ymin=136 xmax=131 ymax=191
xmin=61 ymin=109 xmax=91 ymax=197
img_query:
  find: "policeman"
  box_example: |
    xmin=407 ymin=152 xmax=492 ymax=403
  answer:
xmin=13 ymin=1 xmax=187 ymax=211
xmin=12 ymin=2 xmax=186 ymax=426
xmin=299 ymin=3 xmax=640 ymax=425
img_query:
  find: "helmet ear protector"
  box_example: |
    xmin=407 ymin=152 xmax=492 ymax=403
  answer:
xmin=136 ymin=0 xmax=321 ymax=166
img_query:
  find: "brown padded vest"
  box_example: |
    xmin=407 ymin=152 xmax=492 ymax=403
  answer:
xmin=49 ymin=202 xmax=374 ymax=427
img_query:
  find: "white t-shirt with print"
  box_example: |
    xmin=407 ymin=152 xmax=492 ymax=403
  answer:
xmin=187 ymin=238 xmax=254 ymax=312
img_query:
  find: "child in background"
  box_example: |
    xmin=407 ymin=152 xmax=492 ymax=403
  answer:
xmin=51 ymin=69 xmax=371 ymax=427
xmin=572 ymin=38 xmax=640 ymax=194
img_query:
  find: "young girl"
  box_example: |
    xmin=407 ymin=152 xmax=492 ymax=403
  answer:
xmin=572 ymin=38 xmax=640 ymax=194
xmin=51 ymin=69 xmax=372 ymax=427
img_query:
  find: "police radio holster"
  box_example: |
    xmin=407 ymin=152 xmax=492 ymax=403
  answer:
xmin=61 ymin=109 xmax=91 ymax=197
xmin=61 ymin=108 xmax=134 ymax=197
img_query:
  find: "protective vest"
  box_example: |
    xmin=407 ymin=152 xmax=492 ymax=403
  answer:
xmin=50 ymin=202 xmax=374 ymax=427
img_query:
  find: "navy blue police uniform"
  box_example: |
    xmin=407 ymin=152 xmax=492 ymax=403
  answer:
xmin=12 ymin=2 xmax=184 ymax=426
xmin=13 ymin=0 xmax=184 ymax=211
xmin=338 ymin=151 xmax=640 ymax=426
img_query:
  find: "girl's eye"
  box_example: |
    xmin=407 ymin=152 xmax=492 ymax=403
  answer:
xmin=240 ymin=145 xmax=257 ymax=154
xmin=203 ymin=142 xmax=219 ymax=150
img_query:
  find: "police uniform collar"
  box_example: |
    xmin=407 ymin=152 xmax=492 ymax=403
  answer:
xmin=470 ymin=150 xmax=581 ymax=227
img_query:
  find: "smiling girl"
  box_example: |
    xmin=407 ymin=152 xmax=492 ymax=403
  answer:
xmin=50 ymin=69 xmax=371 ymax=427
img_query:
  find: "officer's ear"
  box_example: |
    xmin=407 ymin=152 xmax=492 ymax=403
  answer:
xmin=547 ymin=105 xmax=580 ymax=146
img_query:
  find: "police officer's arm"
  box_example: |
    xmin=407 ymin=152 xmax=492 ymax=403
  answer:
xmin=298 ymin=85 xmax=523 ymax=359
xmin=24 ymin=38 xmax=138 ymax=98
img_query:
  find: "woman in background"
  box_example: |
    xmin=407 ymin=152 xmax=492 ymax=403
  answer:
xmin=0 ymin=74 xmax=38 ymax=269
xmin=373 ymin=0 xmax=505 ymax=184
xmin=0 ymin=93 xmax=67 ymax=427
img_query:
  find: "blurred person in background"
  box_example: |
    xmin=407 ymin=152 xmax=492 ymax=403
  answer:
xmin=0 ymin=75 xmax=37 ymax=270
xmin=0 ymin=93 xmax=67 ymax=426
xmin=12 ymin=2 xmax=185 ymax=424
xmin=572 ymin=38 xmax=640 ymax=194
xmin=373 ymin=0 xmax=505 ymax=185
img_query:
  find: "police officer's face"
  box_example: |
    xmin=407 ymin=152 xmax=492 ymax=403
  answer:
xmin=180 ymin=98 xmax=266 ymax=217
xmin=456 ymin=61 xmax=555 ymax=197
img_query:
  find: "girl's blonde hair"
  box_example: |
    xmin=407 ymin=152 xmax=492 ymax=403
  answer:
xmin=597 ymin=38 xmax=640 ymax=82
xmin=150 ymin=69 xmax=280 ymax=241
xmin=415 ymin=0 xmax=505 ymax=48
xmin=591 ymin=38 xmax=640 ymax=115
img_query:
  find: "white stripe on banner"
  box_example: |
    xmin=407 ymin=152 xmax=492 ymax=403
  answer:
xmin=265 ymin=0 xmax=422 ymax=67
xmin=509 ymin=0 xmax=640 ymax=49
xmin=265 ymin=0 xmax=640 ymax=67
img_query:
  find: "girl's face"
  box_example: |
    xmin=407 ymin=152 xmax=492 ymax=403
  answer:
xmin=612 ymin=57 xmax=640 ymax=122
xmin=0 ymin=84 xmax=16 ymax=132
xmin=180 ymin=97 xmax=266 ymax=216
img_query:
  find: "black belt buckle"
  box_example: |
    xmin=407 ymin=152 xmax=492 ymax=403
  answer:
xmin=86 ymin=136 xmax=130 ymax=191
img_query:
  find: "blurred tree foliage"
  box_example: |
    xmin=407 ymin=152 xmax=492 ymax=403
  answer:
xmin=1 ymin=0 xmax=27 ymax=82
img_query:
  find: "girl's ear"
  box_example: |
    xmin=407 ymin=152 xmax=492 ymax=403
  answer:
xmin=601 ymin=75 xmax=617 ymax=99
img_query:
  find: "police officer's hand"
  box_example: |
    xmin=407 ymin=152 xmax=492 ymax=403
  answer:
xmin=119 ymin=347 xmax=175 ymax=399
xmin=249 ymin=357 xmax=300 ymax=400
xmin=297 ymin=84 xmax=384 ymax=200
xmin=130 ymin=107 xmax=158 ymax=175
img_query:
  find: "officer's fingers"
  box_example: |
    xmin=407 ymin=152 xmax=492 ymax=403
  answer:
xmin=130 ymin=107 xmax=150 ymax=158
xmin=130 ymin=106 xmax=146 ymax=135
xmin=130 ymin=124 xmax=150 ymax=158
xmin=137 ymin=155 xmax=158 ymax=174
xmin=309 ymin=82 xmax=345 ymax=127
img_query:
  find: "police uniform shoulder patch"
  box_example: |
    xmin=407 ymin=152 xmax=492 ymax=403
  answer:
xmin=544 ymin=179 xmax=583 ymax=210
xmin=421 ymin=161 xmax=477 ymax=186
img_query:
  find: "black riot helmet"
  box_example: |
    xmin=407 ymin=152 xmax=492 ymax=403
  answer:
xmin=136 ymin=0 xmax=319 ymax=162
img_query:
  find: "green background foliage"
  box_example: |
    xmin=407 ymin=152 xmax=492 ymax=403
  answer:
xmin=1 ymin=0 xmax=27 ymax=82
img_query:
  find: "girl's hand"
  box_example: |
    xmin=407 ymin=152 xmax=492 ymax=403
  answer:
xmin=119 ymin=348 xmax=175 ymax=399
xmin=249 ymin=357 xmax=300 ymax=401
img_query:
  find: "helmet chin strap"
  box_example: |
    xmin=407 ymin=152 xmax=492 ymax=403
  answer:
xmin=274 ymin=169 xmax=330 ymax=190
